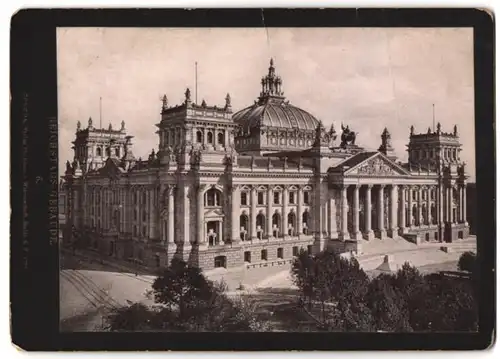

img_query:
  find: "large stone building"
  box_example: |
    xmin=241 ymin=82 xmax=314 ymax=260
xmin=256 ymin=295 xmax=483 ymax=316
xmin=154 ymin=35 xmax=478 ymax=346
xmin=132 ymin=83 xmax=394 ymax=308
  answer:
xmin=62 ymin=59 xmax=470 ymax=271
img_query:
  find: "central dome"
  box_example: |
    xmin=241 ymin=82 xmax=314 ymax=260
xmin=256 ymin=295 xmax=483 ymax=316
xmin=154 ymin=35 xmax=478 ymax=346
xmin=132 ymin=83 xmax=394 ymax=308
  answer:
xmin=232 ymin=58 xmax=319 ymax=133
xmin=232 ymin=59 xmax=321 ymax=155
xmin=232 ymin=98 xmax=320 ymax=132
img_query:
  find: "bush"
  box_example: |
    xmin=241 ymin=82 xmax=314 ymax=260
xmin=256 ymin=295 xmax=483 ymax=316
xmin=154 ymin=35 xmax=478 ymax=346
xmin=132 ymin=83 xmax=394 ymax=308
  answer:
xmin=457 ymin=251 xmax=477 ymax=273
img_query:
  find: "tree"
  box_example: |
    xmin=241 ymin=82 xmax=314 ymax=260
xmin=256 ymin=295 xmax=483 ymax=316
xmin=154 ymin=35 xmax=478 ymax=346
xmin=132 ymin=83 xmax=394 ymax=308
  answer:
xmin=410 ymin=273 xmax=478 ymax=331
xmin=105 ymin=258 xmax=268 ymax=332
xmin=458 ymin=251 xmax=477 ymax=273
xmin=291 ymin=250 xmax=372 ymax=331
xmin=365 ymin=274 xmax=412 ymax=332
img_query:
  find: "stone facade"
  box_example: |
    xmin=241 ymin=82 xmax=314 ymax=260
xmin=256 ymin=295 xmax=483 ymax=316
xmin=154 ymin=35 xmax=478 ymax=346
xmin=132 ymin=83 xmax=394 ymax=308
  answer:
xmin=62 ymin=59 xmax=470 ymax=273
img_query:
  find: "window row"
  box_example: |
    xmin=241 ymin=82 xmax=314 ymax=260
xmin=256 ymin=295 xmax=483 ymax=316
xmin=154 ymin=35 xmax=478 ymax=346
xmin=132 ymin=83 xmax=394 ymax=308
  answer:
xmin=95 ymin=146 xmax=121 ymax=158
xmin=240 ymin=190 xmax=310 ymax=206
xmin=203 ymin=188 xmax=311 ymax=207
xmin=242 ymin=245 xmax=313 ymax=263
xmin=195 ymin=130 xmax=225 ymax=145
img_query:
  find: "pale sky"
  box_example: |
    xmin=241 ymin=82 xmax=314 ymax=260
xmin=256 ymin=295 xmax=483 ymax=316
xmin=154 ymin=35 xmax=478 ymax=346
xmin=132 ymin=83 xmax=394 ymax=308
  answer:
xmin=57 ymin=27 xmax=475 ymax=180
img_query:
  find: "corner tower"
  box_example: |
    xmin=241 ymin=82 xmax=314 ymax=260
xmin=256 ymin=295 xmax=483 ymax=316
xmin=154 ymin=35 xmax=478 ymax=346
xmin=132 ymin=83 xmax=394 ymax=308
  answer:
xmin=156 ymin=89 xmax=238 ymax=168
xmin=72 ymin=118 xmax=129 ymax=172
xmin=407 ymin=123 xmax=463 ymax=171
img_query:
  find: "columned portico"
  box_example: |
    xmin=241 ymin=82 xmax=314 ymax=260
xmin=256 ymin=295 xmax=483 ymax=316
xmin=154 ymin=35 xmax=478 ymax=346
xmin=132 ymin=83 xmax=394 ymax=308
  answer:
xmin=364 ymin=185 xmax=374 ymax=240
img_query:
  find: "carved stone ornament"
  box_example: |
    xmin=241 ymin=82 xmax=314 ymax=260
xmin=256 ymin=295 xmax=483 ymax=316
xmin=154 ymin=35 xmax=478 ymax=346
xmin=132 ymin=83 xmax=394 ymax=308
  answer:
xmin=356 ymin=157 xmax=395 ymax=176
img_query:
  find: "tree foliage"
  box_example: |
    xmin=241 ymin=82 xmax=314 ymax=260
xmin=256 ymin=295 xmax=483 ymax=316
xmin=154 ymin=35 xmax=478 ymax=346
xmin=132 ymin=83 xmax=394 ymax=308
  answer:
xmin=291 ymin=251 xmax=478 ymax=333
xmin=105 ymin=258 xmax=269 ymax=332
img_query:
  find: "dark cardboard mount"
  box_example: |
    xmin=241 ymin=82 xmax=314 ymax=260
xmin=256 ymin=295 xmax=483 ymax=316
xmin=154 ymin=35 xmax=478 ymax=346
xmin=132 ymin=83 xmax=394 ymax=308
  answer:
xmin=10 ymin=8 xmax=495 ymax=351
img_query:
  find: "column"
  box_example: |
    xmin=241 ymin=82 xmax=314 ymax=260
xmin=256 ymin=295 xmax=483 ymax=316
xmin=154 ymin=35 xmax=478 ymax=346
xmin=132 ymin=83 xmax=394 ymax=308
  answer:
xmin=408 ymin=186 xmax=414 ymax=228
xmin=389 ymin=184 xmax=398 ymax=237
xmin=352 ymin=185 xmax=361 ymax=240
xmin=340 ymin=185 xmax=349 ymax=241
xmin=297 ymin=187 xmax=303 ymax=237
xmin=183 ymin=184 xmax=191 ymax=245
xmin=447 ymin=186 xmax=453 ymax=224
xmin=267 ymin=186 xmax=273 ymax=238
xmin=417 ymin=186 xmax=422 ymax=227
xmin=197 ymin=185 xmax=205 ymax=245
xmin=377 ymin=185 xmax=386 ymax=238
xmin=282 ymin=186 xmax=288 ymax=238
xmin=438 ymin=184 xmax=444 ymax=225
xmin=250 ymin=187 xmax=257 ymax=239
xmin=167 ymin=185 xmax=175 ymax=244
xmin=427 ymin=187 xmax=432 ymax=225
xmin=328 ymin=191 xmax=337 ymax=239
xmin=364 ymin=185 xmax=374 ymax=240
xmin=458 ymin=185 xmax=463 ymax=223
xmin=462 ymin=185 xmax=468 ymax=225
xmin=231 ymin=185 xmax=240 ymax=243
xmin=398 ymin=186 xmax=406 ymax=234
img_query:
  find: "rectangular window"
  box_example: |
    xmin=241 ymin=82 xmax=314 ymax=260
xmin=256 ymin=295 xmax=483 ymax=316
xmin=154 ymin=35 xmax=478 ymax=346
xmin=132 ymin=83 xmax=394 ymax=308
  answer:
xmin=292 ymin=246 xmax=299 ymax=256
xmin=240 ymin=192 xmax=247 ymax=206
xmin=303 ymin=191 xmax=310 ymax=205
xmin=274 ymin=192 xmax=280 ymax=205
xmin=289 ymin=192 xmax=295 ymax=204
xmin=244 ymin=251 xmax=251 ymax=263
xmin=412 ymin=191 xmax=417 ymax=201
xmin=257 ymin=192 xmax=264 ymax=205
xmin=261 ymin=249 xmax=268 ymax=261
xmin=277 ymin=247 xmax=284 ymax=259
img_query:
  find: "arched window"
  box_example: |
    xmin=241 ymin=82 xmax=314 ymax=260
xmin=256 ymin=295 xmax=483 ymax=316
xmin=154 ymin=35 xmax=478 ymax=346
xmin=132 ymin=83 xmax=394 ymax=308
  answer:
xmin=115 ymin=148 xmax=120 ymax=157
xmin=96 ymin=147 xmax=102 ymax=157
xmin=302 ymin=211 xmax=310 ymax=234
xmin=240 ymin=214 xmax=249 ymax=241
xmin=196 ymin=130 xmax=203 ymax=143
xmin=105 ymin=147 xmax=111 ymax=157
xmin=272 ymin=213 xmax=281 ymax=236
xmin=256 ymin=213 xmax=265 ymax=232
xmin=217 ymin=132 xmax=224 ymax=145
xmin=205 ymin=188 xmax=221 ymax=207
xmin=207 ymin=132 xmax=213 ymax=144
xmin=287 ymin=212 xmax=296 ymax=235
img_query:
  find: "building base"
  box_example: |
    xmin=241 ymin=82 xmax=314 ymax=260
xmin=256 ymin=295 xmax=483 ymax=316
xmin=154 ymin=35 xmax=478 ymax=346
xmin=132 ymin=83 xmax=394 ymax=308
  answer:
xmin=363 ymin=230 xmax=375 ymax=241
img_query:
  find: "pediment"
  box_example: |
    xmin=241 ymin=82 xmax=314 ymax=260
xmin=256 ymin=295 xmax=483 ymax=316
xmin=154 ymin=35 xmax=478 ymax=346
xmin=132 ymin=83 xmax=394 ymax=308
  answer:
xmin=344 ymin=153 xmax=410 ymax=177
xmin=98 ymin=158 xmax=124 ymax=179
xmin=204 ymin=208 xmax=225 ymax=218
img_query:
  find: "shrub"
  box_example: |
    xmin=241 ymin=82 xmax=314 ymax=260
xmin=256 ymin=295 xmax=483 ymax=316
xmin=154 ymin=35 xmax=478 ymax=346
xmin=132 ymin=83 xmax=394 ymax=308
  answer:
xmin=457 ymin=251 xmax=477 ymax=273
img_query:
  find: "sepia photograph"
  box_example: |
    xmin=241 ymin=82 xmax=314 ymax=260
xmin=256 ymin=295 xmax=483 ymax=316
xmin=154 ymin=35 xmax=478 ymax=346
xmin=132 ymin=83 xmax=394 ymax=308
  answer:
xmin=57 ymin=26 xmax=480 ymax=334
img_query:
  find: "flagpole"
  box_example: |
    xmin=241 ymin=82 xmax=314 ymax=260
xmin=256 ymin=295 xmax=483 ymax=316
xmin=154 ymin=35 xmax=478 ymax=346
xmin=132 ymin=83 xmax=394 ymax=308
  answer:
xmin=195 ymin=62 xmax=198 ymax=105
xmin=432 ymin=103 xmax=435 ymax=132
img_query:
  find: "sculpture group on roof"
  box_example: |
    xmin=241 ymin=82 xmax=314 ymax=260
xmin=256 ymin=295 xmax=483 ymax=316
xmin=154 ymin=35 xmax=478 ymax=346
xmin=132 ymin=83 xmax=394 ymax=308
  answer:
xmin=340 ymin=124 xmax=356 ymax=148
